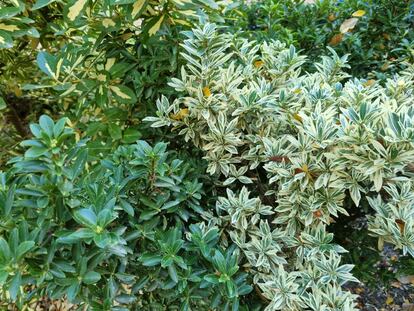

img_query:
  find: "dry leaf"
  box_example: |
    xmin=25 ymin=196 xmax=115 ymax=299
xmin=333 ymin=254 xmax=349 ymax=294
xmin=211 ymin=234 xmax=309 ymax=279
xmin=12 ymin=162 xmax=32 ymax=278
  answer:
xmin=170 ymin=108 xmax=189 ymax=121
xmin=381 ymin=62 xmax=390 ymax=71
xmin=363 ymin=79 xmax=376 ymax=87
xmin=254 ymin=60 xmax=264 ymax=68
xmin=329 ymin=33 xmax=343 ymax=46
xmin=386 ymin=296 xmax=394 ymax=305
xmin=397 ymin=275 xmax=414 ymax=284
xmin=340 ymin=18 xmax=359 ymax=33
xmin=352 ymin=10 xmax=366 ymax=17
xmin=202 ymin=86 xmax=211 ymax=97
xmin=328 ymin=13 xmax=336 ymax=22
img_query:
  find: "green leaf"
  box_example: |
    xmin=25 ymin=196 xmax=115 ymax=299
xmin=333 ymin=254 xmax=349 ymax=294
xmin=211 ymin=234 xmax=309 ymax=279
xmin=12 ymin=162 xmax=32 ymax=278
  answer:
xmin=0 ymin=6 xmax=22 ymax=19
xmin=25 ymin=146 xmax=49 ymax=158
xmin=120 ymin=199 xmax=134 ymax=216
xmin=168 ymin=264 xmax=178 ymax=283
xmin=0 ymin=238 xmax=11 ymax=261
xmin=39 ymin=115 xmax=55 ymax=137
xmin=83 ymin=271 xmax=101 ymax=284
xmin=32 ymin=0 xmax=56 ymax=10
xmin=122 ymin=128 xmax=141 ymax=143
xmin=108 ymin=123 xmax=122 ymax=140
xmin=57 ymin=228 xmax=95 ymax=244
xmin=0 ymin=97 xmax=6 ymax=110
xmin=0 ymin=30 xmax=13 ymax=48
xmin=16 ymin=241 xmax=35 ymax=260
xmin=74 ymin=209 xmax=97 ymax=228
xmin=9 ymin=271 xmax=21 ymax=301
xmin=37 ymin=51 xmax=57 ymax=78
xmin=5 ymin=184 xmax=15 ymax=216
xmin=140 ymin=253 xmax=162 ymax=266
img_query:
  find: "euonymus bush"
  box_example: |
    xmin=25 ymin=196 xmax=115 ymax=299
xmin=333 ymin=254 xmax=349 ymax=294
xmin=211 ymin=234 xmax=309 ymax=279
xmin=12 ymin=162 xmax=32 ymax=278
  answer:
xmin=145 ymin=23 xmax=414 ymax=309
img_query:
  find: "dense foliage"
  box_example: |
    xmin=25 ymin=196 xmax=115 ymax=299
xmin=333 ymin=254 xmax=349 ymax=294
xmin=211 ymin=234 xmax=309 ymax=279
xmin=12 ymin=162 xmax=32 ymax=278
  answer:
xmin=228 ymin=0 xmax=414 ymax=78
xmin=1 ymin=0 xmax=414 ymax=310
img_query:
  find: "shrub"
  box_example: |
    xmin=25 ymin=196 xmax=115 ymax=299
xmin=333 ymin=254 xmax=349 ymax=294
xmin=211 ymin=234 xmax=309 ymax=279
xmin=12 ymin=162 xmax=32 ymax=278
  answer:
xmin=0 ymin=0 xmax=232 ymax=164
xmin=146 ymin=23 xmax=414 ymax=309
xmin=227 ymin=0 xmax=414 ymax=78
xmin=0 ymin=115 xmax=255 ymax=309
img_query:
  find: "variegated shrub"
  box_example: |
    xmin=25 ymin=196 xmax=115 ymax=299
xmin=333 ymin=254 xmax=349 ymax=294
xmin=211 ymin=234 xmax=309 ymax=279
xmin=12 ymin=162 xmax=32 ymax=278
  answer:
xmin=146 ymin=23 xmax=414 ymax=310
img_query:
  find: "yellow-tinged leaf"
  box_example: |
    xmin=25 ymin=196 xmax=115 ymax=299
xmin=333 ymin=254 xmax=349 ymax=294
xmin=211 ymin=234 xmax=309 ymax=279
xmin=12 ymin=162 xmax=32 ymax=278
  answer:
xmin=328 ymin=13 xmax=336 ymax=22
xmin=171 ymin=19 xmax=191 ymax=26
xmin=105 ymin=58 xmax=116 ymax=71
xmin=383 ymin=33 xmax=391 ymax=40
xmin=132 ymin=0 xmax=146 ymax=18
xmin=340 ymin=18 xmax=358 ymax=33
xmin=363 ymin=79 xmax=376 ymax=87
xmin=293 ymin=88 xmax=301 ymax=94
xmin=56 ymin=58 xmax=63 ymax=80
xmin=148 ymin=15 xmax=164 ymax=36
xmin=170 ymin=108 xmax=189 ymax=121
xmin=13 ymin=85 xmax=22 ymax=97
xmin=381 ymin=62 xmax=389 ymax=71
xmin=0 ymin=23 xmax=19 ymax=31
xmin=386 ymin=296 xmax=393 ymax=305
xmin=329 ymin=33 xmax=343 ymax=46
xmin=352 ymin=10 xmax=366 ymax=17
xmin=293 ymin=113 xmax=303 ymax=122
xmin=102 ymin=18 xmax=115 ymax=28
xmin=67 ymin=0 xmax=88 ymax=22
xmin=202 ymin=86 xmax=211 ymax=97
xmin=110 ymin=86 xmax=131 ymax=100
xmin=97 ymin=74 xmax=106 ymax=82
xmin=120 ymin=32 xmax=133 ymax=41
xmin=254 ymin=60 xmax=264 ymax=68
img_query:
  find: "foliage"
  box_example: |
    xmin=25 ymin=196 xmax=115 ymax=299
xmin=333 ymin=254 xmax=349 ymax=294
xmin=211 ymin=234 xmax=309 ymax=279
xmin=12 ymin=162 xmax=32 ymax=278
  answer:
xmin=1 ymin=0 xmax=414 ymax=309
xmin=0 ymin=0 xmax=233 ymax=164
xmin=0 ymin=115 xmax=254 ymax=309
xmin=227 ymin=0 xmax=414 ymax=78
xmin=146 ymin=23 xmax=414 ymax=309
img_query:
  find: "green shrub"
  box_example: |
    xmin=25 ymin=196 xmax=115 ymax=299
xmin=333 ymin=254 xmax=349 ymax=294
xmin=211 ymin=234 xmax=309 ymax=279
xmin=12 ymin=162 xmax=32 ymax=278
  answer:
xmin=227 ymin=0 xmax=414 ymax=78
xmin=146 ymin=23 xmax=414 ymax=309
xmin=0 ymin=0 xmax=232 ymax=164
xmin=0 ymin=114 xmax=254 ymax=309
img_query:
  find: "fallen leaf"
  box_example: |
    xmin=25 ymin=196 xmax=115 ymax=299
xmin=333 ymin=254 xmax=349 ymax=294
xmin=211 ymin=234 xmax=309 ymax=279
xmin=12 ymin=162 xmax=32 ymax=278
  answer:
xmin=397 ymin=275 xmax=414 ymax=284
xmin=340 ymin=18 xmax=359 ymax=33
xmin=329 ymin=33 xmax=343 ymax=46
xmin=352 ymin=10 xmax=366 ymax=17
xmin=386 ymin=296 xmax=394 ymax=305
